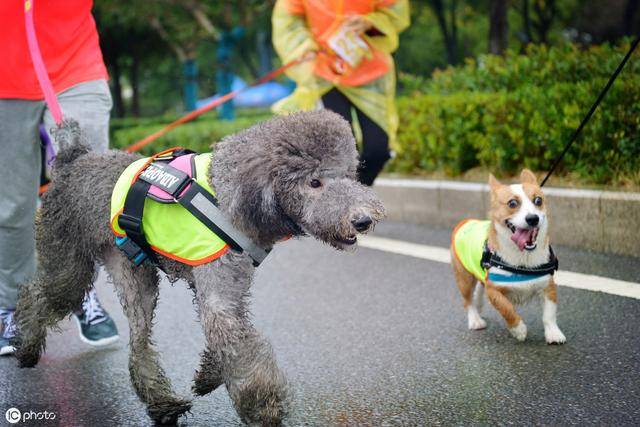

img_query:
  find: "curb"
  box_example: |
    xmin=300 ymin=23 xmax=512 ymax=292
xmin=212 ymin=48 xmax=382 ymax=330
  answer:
xmin=373 ymin=178 xmax=640 ymax=257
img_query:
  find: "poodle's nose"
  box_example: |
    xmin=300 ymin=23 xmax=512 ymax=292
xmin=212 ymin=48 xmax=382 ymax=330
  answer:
xmin=352 ymin=215 xmax=373 ymax=232
xmin=525 ymin=214 xmax=539 ymax=227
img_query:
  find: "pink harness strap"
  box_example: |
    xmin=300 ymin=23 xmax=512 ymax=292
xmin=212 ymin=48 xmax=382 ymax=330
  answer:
xmin=147 ymin=154 xmax=195 ymax=201
xmin=24 ymin=0 xmax=64 ymax=125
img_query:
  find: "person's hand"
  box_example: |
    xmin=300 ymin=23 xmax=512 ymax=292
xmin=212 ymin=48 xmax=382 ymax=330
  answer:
xmin=342 ymin=15 xmax=372 ymax=35
xmin=300 ymin=50 xmax=318 ymax=62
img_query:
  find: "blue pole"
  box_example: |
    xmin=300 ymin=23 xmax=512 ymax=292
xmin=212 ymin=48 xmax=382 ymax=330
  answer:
xmin=183 ymin=59 xmax=198 ymax=112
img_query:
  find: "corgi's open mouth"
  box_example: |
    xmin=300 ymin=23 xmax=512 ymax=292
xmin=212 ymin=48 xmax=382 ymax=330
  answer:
xmin=506 ymin=220 xmax=539 ymax=251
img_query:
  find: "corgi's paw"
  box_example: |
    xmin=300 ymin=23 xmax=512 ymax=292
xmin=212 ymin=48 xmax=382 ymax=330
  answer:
xmin=467 ymin=310 xmax=487 ymax=330
xmin=545 ymin=325 xmax=566 ymax=345
xmin=509 ymin=320 xmax=527 ymax=342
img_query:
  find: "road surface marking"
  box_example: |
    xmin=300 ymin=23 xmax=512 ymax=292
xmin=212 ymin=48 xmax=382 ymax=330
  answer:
xmin=360 ymin=235 xmax=640 ymax=300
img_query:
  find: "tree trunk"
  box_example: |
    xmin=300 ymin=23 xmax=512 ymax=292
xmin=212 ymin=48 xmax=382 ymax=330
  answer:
xmin=130 ymin=56 xmax=140 ymax=117
xmin=522 ymin=0 xmax=533 ymax=44
xmin=110 ymin=60 xmax=125 ymax=118
xmin=624 ymin=0 xmax=639 ymax=35
xmin=449 ymin=0 xmax=458 ymax=61
xmin=429 ymin=0 xmax=458 ymax=65
xmin=532 ymin=0 xmax=556 ymax=44
xmin=489 ymin=0 xmax=509 ymax=55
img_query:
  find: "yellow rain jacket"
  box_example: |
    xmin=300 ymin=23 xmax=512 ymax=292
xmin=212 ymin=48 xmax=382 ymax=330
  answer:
xmin=272 ymin=0 xmax=410 ymax=149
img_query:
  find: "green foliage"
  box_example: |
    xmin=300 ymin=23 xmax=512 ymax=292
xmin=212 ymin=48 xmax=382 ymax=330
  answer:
xmin=110 ymin=111 xmax=272 ymax=156
xmin=390 ymin=42 xmax=640 ymax=185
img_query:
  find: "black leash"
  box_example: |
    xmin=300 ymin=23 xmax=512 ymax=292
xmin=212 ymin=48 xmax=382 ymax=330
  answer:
xmin=540 ymin=36 xmax=640 ymax=187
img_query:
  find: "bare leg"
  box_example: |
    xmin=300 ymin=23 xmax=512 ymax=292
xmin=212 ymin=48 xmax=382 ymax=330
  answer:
xmin=193 ymin=252 xmax=287 ymax=426
xmin=542 ymin=280 xmax=566 ymax=344
xmin=485 ymin=284 xmax=527 ymax=341
xmin=103 ymin=249 xmax=191 ymax=424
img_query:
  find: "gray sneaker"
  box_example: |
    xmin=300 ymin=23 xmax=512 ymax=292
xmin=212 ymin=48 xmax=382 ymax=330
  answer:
xmin=73 ymin=290 xmax=119 ymax=346
xmin=0 ymin=309 xmax=16 ymax=356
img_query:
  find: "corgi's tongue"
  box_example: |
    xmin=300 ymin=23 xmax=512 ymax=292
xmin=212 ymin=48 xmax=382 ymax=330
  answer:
xmin=511 ymin=228 xmax=536 ymax=251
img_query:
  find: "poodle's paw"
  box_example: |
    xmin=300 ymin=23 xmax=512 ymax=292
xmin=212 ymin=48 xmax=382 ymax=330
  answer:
xmin=147 ymin=397 xmax=192 ymax=425
xmin=467 ymin=308 xmax=487 ymax=330
xmin=229 ymin=376 xmax=288 ymax=427
xmin=192 ymin=371 xmax=223 ymax=396
xmin=15 ymin=344 xmax=42 ymax=368
xmin=509 ymin=320 xmax=527 ymax=342
xmin=545 ymin=325 xmax=566 ymax=345
xmin=192 ymin=349 xmax=224 ymax=396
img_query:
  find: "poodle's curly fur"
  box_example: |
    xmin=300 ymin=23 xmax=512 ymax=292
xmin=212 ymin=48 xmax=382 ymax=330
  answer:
xmin=14 ymin=111 xmax=385 ymax=425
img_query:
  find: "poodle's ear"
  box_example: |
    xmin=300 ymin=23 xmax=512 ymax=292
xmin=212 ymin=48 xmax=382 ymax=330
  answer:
xmin=520 ymin=169 xmax=538 ymax=185
xmin=489 ymin=174 xmax=502 ymax=191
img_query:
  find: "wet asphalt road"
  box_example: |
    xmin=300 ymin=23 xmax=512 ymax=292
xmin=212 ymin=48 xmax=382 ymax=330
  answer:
xmin=1 ymin=221 xmax=640 ymax=426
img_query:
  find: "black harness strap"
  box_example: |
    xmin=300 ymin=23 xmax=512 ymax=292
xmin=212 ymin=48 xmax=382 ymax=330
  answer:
xmin=118 ymin=179 xmax=159 ymax=265
xmin=481 ymin=242 xmax=559 ymax=276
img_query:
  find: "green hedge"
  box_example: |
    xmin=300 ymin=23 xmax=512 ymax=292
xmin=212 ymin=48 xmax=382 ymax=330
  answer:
xmin=390 ymin=42 xmax=640 ymax=185
xmin=110 ymin=112 xmax=271 ymax=157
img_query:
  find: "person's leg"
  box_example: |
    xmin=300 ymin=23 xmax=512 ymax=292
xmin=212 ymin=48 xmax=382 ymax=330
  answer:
xmin=0 ymin=99 xmax=44 ymax=355
xmin=354 ymin=108 xmax=390 ymax=186
xmin=42 ymin=79 xmax=118 ymax=346
xmin=321 ymin=88 xmax=354 ymax=126
xmin=42 ymin=79 xmax=112 ymax=152
xmin=322 ymin=88 xmax=390 ymax=186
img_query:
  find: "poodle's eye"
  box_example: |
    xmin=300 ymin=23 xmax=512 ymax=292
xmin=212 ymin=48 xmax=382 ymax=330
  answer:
xmin=508 ymin=199 xmax=519 ymax=209
xmin=533 ymin=196 xmax=543 ymax=206
xmin=309 ymin=179 xmax=322 ymax=188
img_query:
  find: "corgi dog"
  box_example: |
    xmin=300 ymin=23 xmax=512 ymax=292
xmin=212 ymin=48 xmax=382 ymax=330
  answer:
xmin=450 ymin=169 xmax=566 ymax=344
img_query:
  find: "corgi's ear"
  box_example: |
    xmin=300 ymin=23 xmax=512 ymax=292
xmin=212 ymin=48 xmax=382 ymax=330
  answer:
xmin=489 ymin=174 xmax=501 ymax=190
xmin=520 ymin=169 xmax=538 ymax=185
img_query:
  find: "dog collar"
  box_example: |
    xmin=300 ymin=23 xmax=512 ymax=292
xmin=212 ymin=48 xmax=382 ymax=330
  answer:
xmin=481 ymin=242 xmax=559 ymax=276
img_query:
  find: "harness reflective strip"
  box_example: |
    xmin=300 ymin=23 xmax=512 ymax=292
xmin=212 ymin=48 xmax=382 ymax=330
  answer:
xmin=178 ymin=184 xmax=270 ymax=266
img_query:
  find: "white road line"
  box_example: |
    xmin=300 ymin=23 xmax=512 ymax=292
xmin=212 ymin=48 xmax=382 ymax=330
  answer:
xmin=359 ymin=235 xmax=640 ymax=300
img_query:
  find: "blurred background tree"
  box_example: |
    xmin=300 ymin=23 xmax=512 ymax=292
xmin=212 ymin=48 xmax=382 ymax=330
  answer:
xmin=96 ymin=0 xmax=640 ymax=186
xmin=95 ymin=0 xmax=639 ymax=116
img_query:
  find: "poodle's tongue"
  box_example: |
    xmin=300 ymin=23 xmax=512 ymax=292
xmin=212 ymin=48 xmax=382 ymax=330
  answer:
xmin=511 ymin=228 xmax=535 ymax=251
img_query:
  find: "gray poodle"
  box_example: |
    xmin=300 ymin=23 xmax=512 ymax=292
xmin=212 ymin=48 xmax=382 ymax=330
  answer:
xmin=14 ymin=110 xmax=385 ymax=425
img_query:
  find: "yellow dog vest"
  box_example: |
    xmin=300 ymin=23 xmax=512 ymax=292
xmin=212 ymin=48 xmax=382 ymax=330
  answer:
xmin=110 ymin=153 xmax=229 ymax=265
xmin=452 ymin=219 xmax=490 ymax=283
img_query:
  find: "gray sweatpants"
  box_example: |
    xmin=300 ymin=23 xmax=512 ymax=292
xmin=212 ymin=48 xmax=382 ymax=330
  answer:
xmin=0 ymin=80 xmax=112 ymax=309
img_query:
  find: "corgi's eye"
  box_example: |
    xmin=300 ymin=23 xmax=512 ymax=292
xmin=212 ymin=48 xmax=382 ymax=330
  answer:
xmin=508 ymin=199 xmax=519 ymax=209
xmin=533 ymin=196 xmax=543 ymax=206
xmin=309 ymin=179 xmax=322 ymax=188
